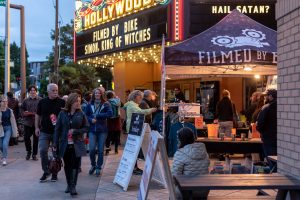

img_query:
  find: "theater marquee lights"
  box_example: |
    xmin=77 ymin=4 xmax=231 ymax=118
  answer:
xmin=75 ymin=6 xmax=168 ymax=60
xmin=75 ymin=0 xmax=171 ymax=32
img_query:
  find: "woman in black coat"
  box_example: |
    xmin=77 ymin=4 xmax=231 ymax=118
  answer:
xmin=53 ymin=93 xmax=89 ymax=196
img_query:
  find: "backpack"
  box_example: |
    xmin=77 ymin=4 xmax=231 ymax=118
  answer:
xmin=111 ymin=104 xmax=120 ymax=118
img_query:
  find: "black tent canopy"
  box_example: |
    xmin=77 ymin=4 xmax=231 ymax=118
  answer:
xmin=165 ymin=10 xmax=277 ymax=78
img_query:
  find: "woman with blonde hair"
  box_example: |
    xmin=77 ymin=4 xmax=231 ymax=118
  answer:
xmin=53 ymin=93 xmax=89 ymax=196
xmin=0 ymin=95 xmax=18 ymax=166
xmin=123 ymin=90 xmax=157 ymax=174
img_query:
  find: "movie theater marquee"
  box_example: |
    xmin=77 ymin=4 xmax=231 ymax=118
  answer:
xmin=75 ymin=0 xmax=169 ymax=60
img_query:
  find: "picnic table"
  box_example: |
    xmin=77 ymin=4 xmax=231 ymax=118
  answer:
xmin=174 ymin=174 xmax=300 ymax=200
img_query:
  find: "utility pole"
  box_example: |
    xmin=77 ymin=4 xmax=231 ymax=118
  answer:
xmin=4 ymin=0 xmax=11 ymax=94
xmin=53 ymin=0 xmax=59 ymax=84
xmin=10 ymin=4 xmax=26 ymax=101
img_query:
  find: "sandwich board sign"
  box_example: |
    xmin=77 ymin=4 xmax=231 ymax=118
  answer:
xmin=114 ymin=113 xmax=145 ymax=191
xmin=141 ymin=129 xmax=166 ymax=187
xmin=137 ymin=131 xmax=176 ymax=200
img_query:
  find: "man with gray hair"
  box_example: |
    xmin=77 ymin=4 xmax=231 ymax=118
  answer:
xmin=139 ymin=90 xmax=156 ymax=124
xmin=35 ymin=83 xmax=65 ymax=182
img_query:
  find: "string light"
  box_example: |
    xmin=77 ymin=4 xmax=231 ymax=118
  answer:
xmin=77 ymin=42 xmax=175 ymax=67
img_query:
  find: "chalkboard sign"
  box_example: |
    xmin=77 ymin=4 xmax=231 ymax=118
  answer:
xmin=114 ymin=114 xmax=146 ymax=191
xmin=129 ymin=113 xmax=145 ymax=136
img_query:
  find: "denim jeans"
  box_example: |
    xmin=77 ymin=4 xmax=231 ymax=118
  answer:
xmin=219 ymin=121 xmax=233 ymax=137
xmin=89 ymin=132 xmax=107 ymax=169
xmin=0 ymin=126 xmax=12 ymax=159
xmin=39 ymin=132 xmax=53 ymax=174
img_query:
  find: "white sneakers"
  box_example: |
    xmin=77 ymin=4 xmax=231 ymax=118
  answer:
xmin=2 ymin=158 xmax=7 ymax=166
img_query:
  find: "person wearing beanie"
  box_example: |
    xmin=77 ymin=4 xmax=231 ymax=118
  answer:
xmin=171 ymin=127 xmax=210 ymax=199
xmin=256 ymin=89 xmax=277 ymax=171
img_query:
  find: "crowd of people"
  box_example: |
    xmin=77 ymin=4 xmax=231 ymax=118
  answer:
xmin=0 ymin=83 xmax=159 ymax=197
xmin=0 ymin=84 xmax=278 ymax=199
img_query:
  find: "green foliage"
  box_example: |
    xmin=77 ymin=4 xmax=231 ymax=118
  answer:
xmin=58 ymin=62 xmax=98 ymax=95
xmin=46 ymin=20 xmax=114 ymax=94
xmin=0 ymin=40 xmax=29 ymax=93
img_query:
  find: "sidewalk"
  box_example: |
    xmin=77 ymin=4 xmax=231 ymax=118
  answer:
xmin=96 ymin=150 xmax=169 ymax=200
xmin=0 ymin=141 xmax=278 ymax=200
xmin=0 ymin=143 xmax=100 ymax=200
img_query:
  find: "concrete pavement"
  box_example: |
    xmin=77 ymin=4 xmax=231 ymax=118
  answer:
xmin=0 ymin=142 xmax=100 ymax=200
xmin=1 ymin=140 xmax=278 ymax=200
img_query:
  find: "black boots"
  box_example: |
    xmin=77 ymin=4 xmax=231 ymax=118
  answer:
xmin=70 ymin=169 xmax=78 ymax=196
xmin=64 ymin=168 xmax=78 ymax=196
xmin=64 ymin=167 xmax=71 ymax=193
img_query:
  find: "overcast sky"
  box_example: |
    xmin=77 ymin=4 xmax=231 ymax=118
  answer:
xmin=0 ymin=0 xmax=74 ymax=62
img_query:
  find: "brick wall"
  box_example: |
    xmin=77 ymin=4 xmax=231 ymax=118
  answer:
xmin=276 ymin=0 xmax=300 ymax=177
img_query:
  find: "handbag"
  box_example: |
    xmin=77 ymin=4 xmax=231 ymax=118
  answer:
xmin=49 ymin=147 xmax=63 ymax=174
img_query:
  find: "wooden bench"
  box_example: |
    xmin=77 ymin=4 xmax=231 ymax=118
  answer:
xmin=174 ymin=174 xmax=300 ymax=200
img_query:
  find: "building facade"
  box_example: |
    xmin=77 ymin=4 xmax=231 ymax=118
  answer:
xmin=276 ymin=0 xmax=300 ymax=177
xmin=75 ymin=0 xmax=277 ymax=118
xmin=29 ymin=61 xmax=48 ymax=89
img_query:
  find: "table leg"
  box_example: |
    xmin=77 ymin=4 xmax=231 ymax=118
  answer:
xmin=289 ymin=190 xmax=300 ymax=200
xmin=276 ymin=189 xmax=288 ymax=200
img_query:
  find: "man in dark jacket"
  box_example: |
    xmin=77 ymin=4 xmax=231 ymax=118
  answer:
xmin=256 ymin=89 xmax=277 ymax=166
xmin=139 ymin=90 xmax=156 ymax=124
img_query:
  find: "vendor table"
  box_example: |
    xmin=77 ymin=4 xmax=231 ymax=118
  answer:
xmin=196 ymin=137 xmax=263 ymax=154
xmin=197 ymin=127 xmax=249 ymax=137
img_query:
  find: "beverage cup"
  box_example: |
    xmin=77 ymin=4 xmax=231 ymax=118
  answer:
xmin=241 ymin=133 xmax=246 ymax=141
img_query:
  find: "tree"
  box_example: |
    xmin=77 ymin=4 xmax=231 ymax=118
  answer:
xmin=0 ymin=40 xmax=29 ymax=93
xmin=45 ymin=20 xmax=114 ymax=94
xmin=58 ymin=62 xmax=98 ymax=95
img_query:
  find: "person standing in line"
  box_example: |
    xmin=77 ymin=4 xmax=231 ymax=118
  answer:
xmin=124 ymin=90 xmax=157 ymax=175
xmin=35 ymin=83 xmax=65 ymax=182
xmin=245 ymin=91 xmax=261 ymax=124
xmin=85 ymin=87 xmax=113 ymax=176
xmin=7 ymin=91 xmax=20 ymax=120
xmin=81 ymin=91 xmax=92 ymax=113
xmin=139 ymin=90 xmax=156 ymax=124
xmin=53 ymin=93 xmax=89 ymax=196
xmin=256 ymin=89 xmax=277 ymax=169
xmin=105 ymin=91 xmax=122 ymax=155
xmin=21 ymin=85 xmax=42 ymax=161
xmin=0 ymin=95 xmax=18 ymax=166
xmin=215 ymin=90 xmax=237 ymax=137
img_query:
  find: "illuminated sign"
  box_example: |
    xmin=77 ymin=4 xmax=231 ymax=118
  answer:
xmin=189 ymin=2 xmax=276 ymax=36
xmin=75 ymin=6 xmax=168 ymax=60
xmin=211 ymin=5 xmax=271 ymax=14
xmin=75 ymin=0 xmax=171 ymax=32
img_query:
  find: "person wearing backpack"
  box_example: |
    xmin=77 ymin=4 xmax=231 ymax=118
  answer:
xmin=105 ymin=91 xmax=122 ymax=155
